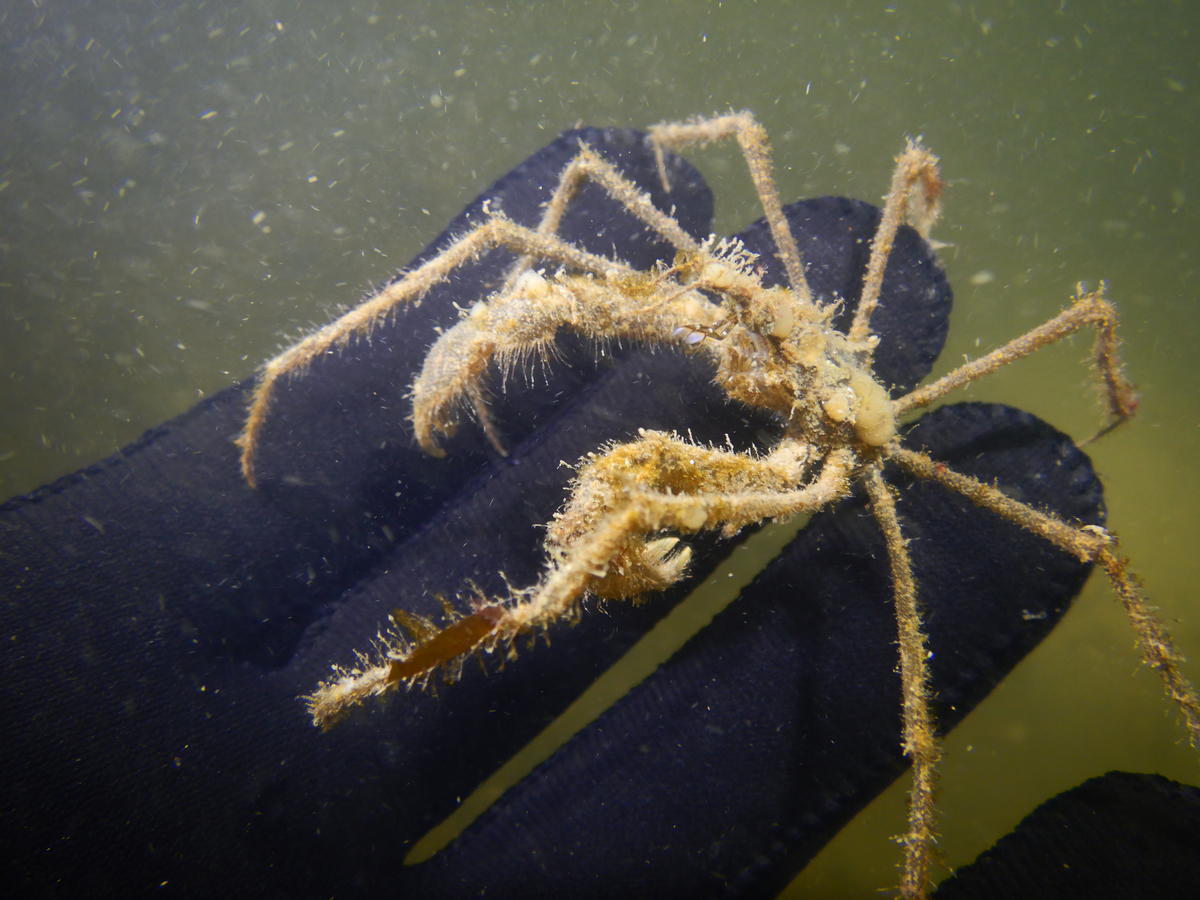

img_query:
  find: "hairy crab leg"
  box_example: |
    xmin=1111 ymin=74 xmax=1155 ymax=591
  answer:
xmin=497 ymin=142 xmax=705 ymax=299
xmin=649 ymin=111 xmax=811 ymax=301
xmin=848 ymin=141 xmax=944 ymax=352
xmin=894 ymin=285 xmax=1139 ymax=433
xmin=546 ymin=145 xmax=704 ymax=254
xmin=893 ymin=445 xmax=1200 ymax=752
xmin=238 ymin=215 xmax=636 ymax=482
xmin=413 ymin=140 xmax=739 ymax=456
xmin=305 ymin=447 xmax=856 ymax=730
xmin=862 ymin=464 xmax=940 ymax=900
xmin=409 ymin=270 xmax=725 ymax=455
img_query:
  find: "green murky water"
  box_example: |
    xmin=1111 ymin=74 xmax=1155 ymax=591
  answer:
xmin=3 ymin=1 xmax=1197 ymax=894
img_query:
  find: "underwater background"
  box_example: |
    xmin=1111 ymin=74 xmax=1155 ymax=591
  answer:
xmin=2 ymin=0 xmax=1197 ymax=895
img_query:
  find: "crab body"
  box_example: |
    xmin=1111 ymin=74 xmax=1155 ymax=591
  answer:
xmin=236 ymin=113 xmax=1197 ymax=899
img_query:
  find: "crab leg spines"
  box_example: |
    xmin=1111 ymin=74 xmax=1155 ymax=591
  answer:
xmin=1096 ymin=549 xmax=1200 ymax=752
xmin=547 ymin=431 xmax=818 ymax=598
xmin=1087 ymin=283 xmax=1141 ymax=429
xmin=565 ymin=146 xmax=704 ymax=254
xmin=406 ymin=138 xmax=764 ymax=457
xmin=306 ymin=655 xmax=398 ymax=731
xmin=849 ymin=140 xmax=944 ymax=353
xmin=649 ymin=112 xmax=811 ymax=302
xmin=893 ymin=287 xmax=1139 ymax=437
xmin=239 ymin=216 xmax=634 ymax=483
xmin=494 ymin=444 xmax=856 ymax=635
xmin=893 ymin=446 xmax=1200 ymax=756
xmin=891 ymin=446 xmax=1108 ymax=562
xmin=305 ymin=444 xmax=855 ymax=730
xmin=500 ymin=142 xmax=704 ymax=297
xmin=863 ymin=465 xmax=941 ymax=900
xmin=410 ymin=270 xmax=726 ymax=455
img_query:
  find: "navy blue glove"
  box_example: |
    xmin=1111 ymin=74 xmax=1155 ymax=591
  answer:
xmin=1 ymin=127 xmax=1118 ymax=898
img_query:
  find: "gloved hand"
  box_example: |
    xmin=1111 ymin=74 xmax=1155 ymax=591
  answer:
xmin=1 ymin=127 xmax=1113 ymax=899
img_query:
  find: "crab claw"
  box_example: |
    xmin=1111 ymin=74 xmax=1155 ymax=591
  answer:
xmin=585 ymin=535 xmax=694 ymax=601
xmin=410 ymin=316 xmax=490 ymax=457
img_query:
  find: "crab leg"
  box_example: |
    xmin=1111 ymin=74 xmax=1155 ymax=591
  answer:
xmin=894 ymin=446 xmax=1200 ymax=752
xmin=863 ymin=464 xmax=940 ymax=900
xmin=848 ymin=141 xmax=943 ymax=352
xmin=649 ymin=111 xmax=811 ymax=301
xmin=305 ymin=444 xmax=855 ymax=730
xmin=894 ymin=286 xmax=1139 ymax=435
xmin=238 ymin=216 xmax=635 ymax=485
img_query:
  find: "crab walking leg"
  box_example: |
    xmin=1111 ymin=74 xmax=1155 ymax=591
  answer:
xmin=1096 ymin=547 xmax=1200 ymax=752
xmin=649 ymin=112 xmax=810 ymax=301
xmin=862 ymin=465 xmax=941 ymax=900
xmin=498 ymin=143 xmax=705 ymax=297
xmin=893 ymin=287 xmax=1139 ymax=431
xmin=305 ymin=449 xmax=855 ymax=730
xmin=541 ymin=146 xmax=703 ymax=256
xmin=893 ymin=446 xmax=1200 ymax=752
xmin=238 ymin=216 xmax=636 ymax=485
xmin=848 ymin=141 xmax=944 ymax=352
xmin=410 ymin=271 xmax=725 ymax=455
